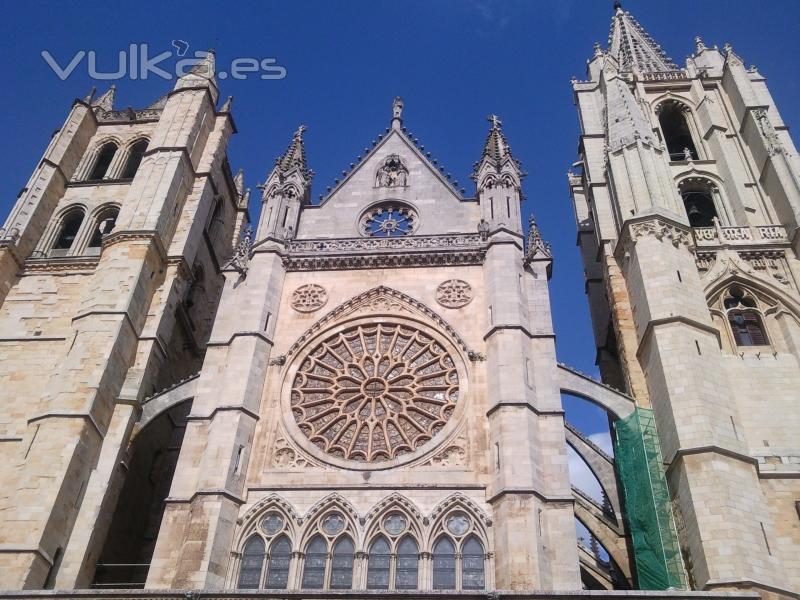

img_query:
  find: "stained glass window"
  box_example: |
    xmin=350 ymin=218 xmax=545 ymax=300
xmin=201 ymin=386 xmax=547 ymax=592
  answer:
xmin=301 ymin=535 xmax=327 ymax=589
xmin=461 ymin=535 xmax=485 ymax=590
xmin=238 ymin=536 xmax=265 ymax=589
xmin=395 ymin=536 xmax=419 ymax=590
xmin=366 ymin=536 xmax=391 ymax=589
xmin=432 ymin=536 xmax=456 ymax=590
xmin=330 ymin=536 xmax=355 ymax=589
xmin=265 ymin=535 xmax=291 ymax=589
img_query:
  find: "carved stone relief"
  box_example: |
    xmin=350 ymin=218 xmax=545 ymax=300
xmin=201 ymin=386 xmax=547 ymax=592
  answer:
xmin=436 ymin=279 xmax=473 ymax=309
xmin=291 ymin=284 xmax=328 ymax=313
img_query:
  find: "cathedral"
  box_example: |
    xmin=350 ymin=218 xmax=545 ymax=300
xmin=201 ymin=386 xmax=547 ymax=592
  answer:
xmin=0 ymin=4 xmax=797 ymax=599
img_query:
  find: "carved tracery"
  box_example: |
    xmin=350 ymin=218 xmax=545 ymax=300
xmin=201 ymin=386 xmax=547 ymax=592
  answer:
xmin=290 ymin=322 xmax=459 ymax=462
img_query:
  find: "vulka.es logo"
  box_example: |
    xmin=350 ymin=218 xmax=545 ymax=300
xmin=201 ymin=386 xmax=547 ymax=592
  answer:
xmin=41 ymin=43 xmax=287 ymax=81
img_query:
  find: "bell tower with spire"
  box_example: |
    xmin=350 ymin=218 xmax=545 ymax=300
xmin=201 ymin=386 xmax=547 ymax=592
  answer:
xmin=569 ymin=4 xmax=800 ymax=596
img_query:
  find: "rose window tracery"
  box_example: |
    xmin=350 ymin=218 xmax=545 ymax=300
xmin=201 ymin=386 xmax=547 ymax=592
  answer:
xmin=360 ymin=203 xmax=417 ymax=237
xmin=291 ymin=323 xmax=459 ymax=462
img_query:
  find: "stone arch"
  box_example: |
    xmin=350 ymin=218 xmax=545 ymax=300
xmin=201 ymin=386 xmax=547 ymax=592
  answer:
xmin=363 ymin=493 xmax=426 ymax=547
xmin=78 ymin=136 xmax=124 ymax=181
xmin=706 ymin=273 xmax=800 ymax=351
xmin=557 ymin=364 xmax=635 ymax=420
xmin=573 ymin=501 xmax=632 ymax=583
xmin=134 ymin=374 xmax=199 ymax=439
xmin=652 ymin=96 xmax=703 ymax=161
xmin=675 ymin=173 xmax=730 ymax=226
xmin=299 ymin=493 xmax=362 ymax=550
xmin=426 ymin=493 xmax=491 ymax=551
xmin=233 ymin=493 xmax=301 ymax=553
xmin=564 ymin=422 xmax=621 ymax=518
xmin=284 ymin=285 xmax=474 ymax=360
xmin=119 ymin=136 xmax=150 ymax=179
xmin=41 ymin=203 xmax=88 ymax=256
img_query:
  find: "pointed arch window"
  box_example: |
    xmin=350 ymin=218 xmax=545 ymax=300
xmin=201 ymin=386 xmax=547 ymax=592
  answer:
xmin=366 ymin=536 xmax=391 ymax=589
xmin=301 ymin=535 xmax=327 ymax=589
xmin=88 ymin=207 xmax=119 ymax=249
xmin=265 ymin=535 xmax=292 ymax=589
xmin=330 ymin=536 xmax=355 ymax=589
xmin=52 ymin=208 xmax=85 ymax=255
xmin=432 ymin=536 xmax=457 ymax=590
xmin=87 ymin=142 xmax=118 ymax=181
xmin=395 ymin=535 xmax=419 ymax=590
xmin=724 ymin=287 xmax=768 ymax=347
xmin=658 ymin=102 xmax=699 ymax=161
xmin=121 ymin=139 xmax=149 ymax=179
xmin=238 ymin=535 xmax=265 ymax=589
xmin=461 ymin=535 xmax=486 ymax=590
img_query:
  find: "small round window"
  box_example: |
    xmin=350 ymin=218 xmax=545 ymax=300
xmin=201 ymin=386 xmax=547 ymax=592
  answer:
xmin=360 ymin=202 xmax=417 ymax=237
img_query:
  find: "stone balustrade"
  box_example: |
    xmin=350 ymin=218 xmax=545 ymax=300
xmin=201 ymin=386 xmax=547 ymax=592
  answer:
xmin=692 ymin=223 xmax=789 ymax=247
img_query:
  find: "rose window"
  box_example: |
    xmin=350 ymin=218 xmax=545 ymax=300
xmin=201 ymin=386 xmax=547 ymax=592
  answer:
xmin=291 ymin=323 xmax=459 ymax=462
xmin=360 ymin=203 xmax=417 ymax=237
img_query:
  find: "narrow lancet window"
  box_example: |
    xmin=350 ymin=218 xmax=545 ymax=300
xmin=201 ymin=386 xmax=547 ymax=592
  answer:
xmin=88 ymin=142 xmax=118 ymax=180
xmin=238 ymin=536 xmax=265 ymax=589
xmin=432 ymin=537 xmax=456 ymax=590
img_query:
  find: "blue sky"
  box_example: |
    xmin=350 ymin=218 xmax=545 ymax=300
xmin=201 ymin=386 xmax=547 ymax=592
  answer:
xmin=0 ymin=0 xmax=798 ymax=438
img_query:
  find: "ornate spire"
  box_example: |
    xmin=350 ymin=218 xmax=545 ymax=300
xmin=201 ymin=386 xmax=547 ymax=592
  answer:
xmin=525 ymin=215 xmax=551 ymax=261
xmin=275 ymin=124 xmax=312 ymax=180
xmin=471 ymin=114 xmax=522 ymax=182
xmin=607 ymin=5 xmax=678 ymax=73
xmin=92 ymin=85 xmax=116 ymax=112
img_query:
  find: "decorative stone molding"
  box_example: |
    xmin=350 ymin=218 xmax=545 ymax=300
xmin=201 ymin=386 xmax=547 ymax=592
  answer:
xmin=436 ymin=279 xmax=473 ymax=309
xmin=429 ymin=492 xmax=492 ymax=528
xmin=363 ymin=492 xmax=425 ymax=527
xmin=753 ymin=108 xmax=784 ymax=156
xmin=271 ymin=434 xmax=325 ymax=470
xmin=291 ymin=284 xmax=328 ymax=313
xmin=695 ymin=251 xmax=716 ymax=274
xmin=285 ymin=286 xmax=473 ymax=358
xmin=738 ymin=249 xmax=791 ymax=286
xmin=628 ymin=218 xmax=692 ymax=248
xmin=283 ymin=233 xmax=485 ymax=272
xmin=421 ymin=430 xmax=468 ymax=467
xmin=238 ymin=493 xmax=302 ymax=527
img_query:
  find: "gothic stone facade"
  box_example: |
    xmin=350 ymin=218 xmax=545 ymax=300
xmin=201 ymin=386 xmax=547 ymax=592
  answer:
xmin=0 ymin=6 xmax=795 ymax=600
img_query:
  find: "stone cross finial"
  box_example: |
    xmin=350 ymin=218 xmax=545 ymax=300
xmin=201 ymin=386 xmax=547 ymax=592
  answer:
xmin=294 ymin=124 xmax=307 ymax=139
xmin=487 ymin=114 xmax=502 ymax=130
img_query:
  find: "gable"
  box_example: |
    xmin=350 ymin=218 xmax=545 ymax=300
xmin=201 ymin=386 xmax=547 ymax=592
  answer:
xmin=297 ymin=129 xmax=479 ymax=239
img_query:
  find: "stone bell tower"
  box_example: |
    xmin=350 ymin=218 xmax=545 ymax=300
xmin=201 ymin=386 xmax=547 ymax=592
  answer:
xmin=0 ymin=51 xmax=247 ymax=588
xmin=569 ymin=4 xmax=800 ymax=596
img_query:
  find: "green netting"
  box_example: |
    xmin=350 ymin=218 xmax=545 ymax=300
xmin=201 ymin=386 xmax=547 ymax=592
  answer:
xmin=613 ymin=407 xmax=687 ymax=590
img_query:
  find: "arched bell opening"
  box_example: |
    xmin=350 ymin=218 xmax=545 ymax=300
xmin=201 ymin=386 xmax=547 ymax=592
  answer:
xmin=90 ymin=400 xmax=192 ymax=589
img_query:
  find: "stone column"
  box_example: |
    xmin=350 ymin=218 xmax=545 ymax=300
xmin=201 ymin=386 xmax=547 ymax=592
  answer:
xmin=483 ymin=231 xmax=580 ymax=590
